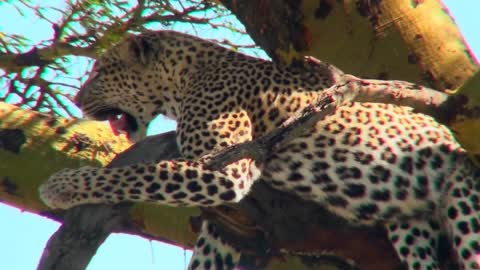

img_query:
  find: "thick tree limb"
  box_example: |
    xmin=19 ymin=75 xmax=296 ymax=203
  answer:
xmin=36 ymin=204 xmax=131 ymax=270
xmin=447 ymin=70 xmax=480 ymax=163
xmin=219 ymin=0 xmax=478 ymax=90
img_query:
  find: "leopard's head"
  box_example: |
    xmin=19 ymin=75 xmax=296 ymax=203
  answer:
xmin=75 ymin=32 xmax=186 ymax=142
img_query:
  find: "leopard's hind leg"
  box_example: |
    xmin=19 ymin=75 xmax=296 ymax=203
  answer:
xmin=189 ymin=221 xmax=241 ymax=270
xmin=386 ymin=219 xmax=441 ymax=270
xmin=443 ymin=162 xmax=480 ymax=270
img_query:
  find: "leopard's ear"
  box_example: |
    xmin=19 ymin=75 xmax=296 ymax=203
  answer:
xmin=127 ymin=35 xmax=155 ymax=66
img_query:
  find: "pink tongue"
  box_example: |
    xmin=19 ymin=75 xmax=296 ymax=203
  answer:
xmin=108 ymin=114 xmax=128 ymax=136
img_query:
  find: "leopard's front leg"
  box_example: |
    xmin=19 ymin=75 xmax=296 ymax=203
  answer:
xmin=39 ymin=157 xmax=260 ymax=209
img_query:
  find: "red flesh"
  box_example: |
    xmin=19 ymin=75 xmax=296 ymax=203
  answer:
xmin=108 ymin=114 xmax=128 ymax=136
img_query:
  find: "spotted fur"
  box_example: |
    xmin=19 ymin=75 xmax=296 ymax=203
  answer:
xmin=189 ymin=222 xmax=240 ymax=270
xmin=40 ymin=31 xmax=480 ymax=270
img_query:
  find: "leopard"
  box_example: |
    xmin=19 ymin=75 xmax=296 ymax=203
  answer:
xmin=39 ymin=30 xmax=480 ymax=270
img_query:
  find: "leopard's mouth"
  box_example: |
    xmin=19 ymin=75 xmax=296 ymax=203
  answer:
xmin=90 ymin=108 xmax=139 ymax=137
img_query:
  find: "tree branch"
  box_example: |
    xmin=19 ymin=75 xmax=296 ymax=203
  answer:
xmin=36 ymin=204 xmax=132 ymax=270
xmin=0 ymin=44 xmax=97 ymax=73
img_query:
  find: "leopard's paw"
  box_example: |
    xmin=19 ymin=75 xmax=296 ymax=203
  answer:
xmin=39 ymin=167 xmax=92 ymax=209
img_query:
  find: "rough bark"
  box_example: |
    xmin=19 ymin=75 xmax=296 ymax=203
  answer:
xmin=447 ymin=70 xmax=480 ymax=162
xmin=0 ymin=102 xmax=129 ymax=210
xmin=220 ymin=0 xmax=477 ymax=89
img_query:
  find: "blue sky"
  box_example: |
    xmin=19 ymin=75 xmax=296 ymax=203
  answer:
xmin=0 ymin=1 xmax=479 ymax=270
